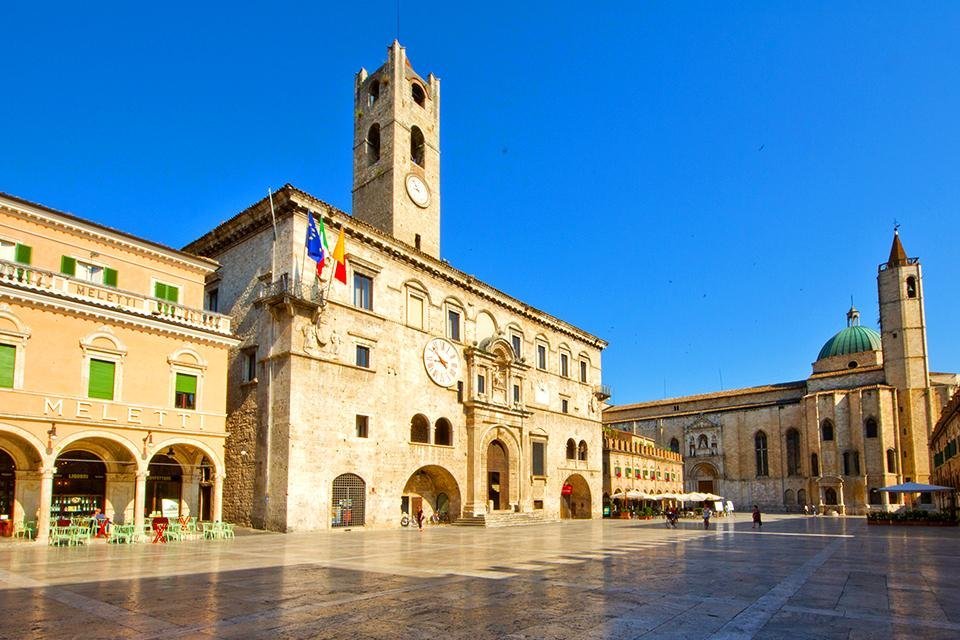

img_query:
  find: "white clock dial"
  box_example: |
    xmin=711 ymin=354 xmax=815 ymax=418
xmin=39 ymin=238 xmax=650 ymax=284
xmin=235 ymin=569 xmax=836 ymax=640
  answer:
xmin=405 ymin=174 xmax=431 ymax=208
xmin=423 ymin=337 xmax=461 ymax=387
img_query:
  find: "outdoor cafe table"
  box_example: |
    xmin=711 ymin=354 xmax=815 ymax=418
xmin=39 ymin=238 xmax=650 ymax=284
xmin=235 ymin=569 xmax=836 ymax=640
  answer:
xmin=151 ymin=517 xmax=169 ymax=544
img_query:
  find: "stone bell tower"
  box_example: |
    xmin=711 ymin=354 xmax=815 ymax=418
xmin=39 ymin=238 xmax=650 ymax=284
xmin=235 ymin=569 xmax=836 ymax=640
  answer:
xmin=877 ymin=229 xmax=933 ymax=482
xmin=352 ymin=41 xmax=441 ymax=258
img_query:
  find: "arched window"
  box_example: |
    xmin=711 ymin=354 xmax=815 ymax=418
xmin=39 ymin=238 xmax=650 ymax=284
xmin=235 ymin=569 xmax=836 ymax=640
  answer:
xmin=434 ymin=418 xmax=452 ymax=446
xmin=366 ymin=123 xmax=380 ymax=166
xmin=784 ymin=489 xmax=794 ymax=506
xmin=886 ymin=448 xmax=897 ymax=473
xmin=811 ymin=453 xmax=820 ymax=476
xmin=411 ymin=82 xmax=426 ymax=107
xmin=821 ymin=419 xmax=834 ymax=442
xmin=410 ymin=126 xmax=425 ymax=167
xmin=669 ymin=438 xmax=679 ymax=453
xmin=797 ymin=488 xmax=806 ymax=506
xmin=577 ymin=440 xmax=588 ymax=461
xmin=367 ymin=80 xmax=380 ymax=107
xmin=697 ymin=434 xmax=708 ymax=449
xmin=864 ymin=417 xmax=878 ymax=438
xmin=566 ymin=438 xmax=576 ymax=460
xmin=755 ymin=431 xmax=769 ymax=477
xmin=906 ymin=276 xmax=917 ymax=298
xmin=410 ymin=414 xmax=430 ymax=443
xmin=331 ymin=473 xmax=365 ymax=527
xmin=785 ymin=429 xmax=801 ymax=476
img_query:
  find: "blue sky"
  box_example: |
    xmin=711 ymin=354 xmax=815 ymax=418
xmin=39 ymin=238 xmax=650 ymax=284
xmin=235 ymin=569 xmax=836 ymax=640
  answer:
xmin=3 ymin=2 xmax=958 ymax=403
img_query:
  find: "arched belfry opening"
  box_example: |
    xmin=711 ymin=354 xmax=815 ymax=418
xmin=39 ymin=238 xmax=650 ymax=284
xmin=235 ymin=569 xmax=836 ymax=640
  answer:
xmin=410 ymin=126 xmax=425 ymax=167
xmin=366 ymin=123 xmax=380 ymax=166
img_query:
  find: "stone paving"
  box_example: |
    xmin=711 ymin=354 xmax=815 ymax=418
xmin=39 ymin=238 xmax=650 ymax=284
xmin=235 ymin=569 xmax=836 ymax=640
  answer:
xmin=1 ymin=515 xmax=958 ymax=639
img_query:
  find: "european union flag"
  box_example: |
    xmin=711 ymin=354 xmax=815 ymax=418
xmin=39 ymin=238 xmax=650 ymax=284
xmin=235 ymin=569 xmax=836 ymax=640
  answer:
xmin=306 ymin=211 xmax=324 ymax=268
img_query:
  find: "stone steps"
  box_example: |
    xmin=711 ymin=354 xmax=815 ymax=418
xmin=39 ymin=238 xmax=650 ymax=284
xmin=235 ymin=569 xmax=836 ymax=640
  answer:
xmin=452 ymin=511 xmax=550 ymax=528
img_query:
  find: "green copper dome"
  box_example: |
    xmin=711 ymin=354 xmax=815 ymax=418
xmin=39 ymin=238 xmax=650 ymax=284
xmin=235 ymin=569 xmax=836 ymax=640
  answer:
xmin=817 ymin=306 xmax=881 ymax=360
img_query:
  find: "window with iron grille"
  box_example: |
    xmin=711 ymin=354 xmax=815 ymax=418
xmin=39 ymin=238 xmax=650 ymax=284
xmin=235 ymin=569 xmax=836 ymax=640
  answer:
xmin=331 ymin=473 xmax=365 ymax=527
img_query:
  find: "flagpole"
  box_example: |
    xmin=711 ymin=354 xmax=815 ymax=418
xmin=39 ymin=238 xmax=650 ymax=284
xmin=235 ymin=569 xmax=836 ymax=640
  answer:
xmin=325 ymin=220 xmax=338 ymax=302
xmin=267 ymin=188 xmax=279 ymax=283
xmin=299 ymin=211 xmax=310 ymax=292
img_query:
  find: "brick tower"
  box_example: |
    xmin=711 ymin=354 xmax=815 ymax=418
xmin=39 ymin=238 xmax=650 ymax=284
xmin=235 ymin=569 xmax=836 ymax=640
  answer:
xmin=877 ymin=230 xmax=933 ymax=482
xmin=352 ymin=41 xmax=441 ymax=258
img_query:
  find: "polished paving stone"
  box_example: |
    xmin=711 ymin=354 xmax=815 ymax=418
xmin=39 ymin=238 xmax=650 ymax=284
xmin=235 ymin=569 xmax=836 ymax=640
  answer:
xmin=1 ymin=515 xmax=958 ymax=639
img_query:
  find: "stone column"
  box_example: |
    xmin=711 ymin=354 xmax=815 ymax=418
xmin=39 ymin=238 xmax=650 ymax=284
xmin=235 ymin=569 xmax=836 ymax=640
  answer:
xmin=35 ymin=467 xmax=54 ymax=544
xmin=213 ymin=474 xmax=224 ymax=522
xmin=134 ymin=471 xmax=147 ymax=539
xmin=838 ymin=481 xmax=846 ymax=515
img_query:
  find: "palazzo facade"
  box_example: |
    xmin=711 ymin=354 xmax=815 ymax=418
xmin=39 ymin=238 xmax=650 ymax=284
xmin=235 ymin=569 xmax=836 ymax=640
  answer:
xmin=0 ymin=192 xmax=235 ymax=542
xmin=605 ymin=233 xmax=958 ymax=515
xmin=184 ymin=42 xmax=608 ymax=531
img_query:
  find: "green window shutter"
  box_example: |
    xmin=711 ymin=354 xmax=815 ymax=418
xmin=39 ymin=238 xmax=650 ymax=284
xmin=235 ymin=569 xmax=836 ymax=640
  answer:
xmin=88 ymin=359 xmax=115 ymax=400
xmin=0 ymin=344 xmax=15 ymax=388
xmin=61 ymin=256 xmax=76 ymax=276
xmin=154 ymin=282 xmax=179 ymax=302
xmin=175 ymin=373 xmax=197 ymax=395
xmin=103 ymin=268 xmax=118 ymax=287
xmin=14 ymin=244 xmax=32 ymax=265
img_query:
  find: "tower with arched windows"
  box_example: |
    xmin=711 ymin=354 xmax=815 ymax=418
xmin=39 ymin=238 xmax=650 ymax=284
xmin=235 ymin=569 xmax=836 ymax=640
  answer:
xmin=878 ymin=230 xmax=933 ymax=483
xmin=352 ymin=41 xmax=441 ymax=258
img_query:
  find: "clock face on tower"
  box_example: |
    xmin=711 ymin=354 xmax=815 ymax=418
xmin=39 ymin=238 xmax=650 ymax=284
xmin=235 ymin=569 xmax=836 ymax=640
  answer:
xmin=423 ymin=337 xmax=461 ymax=387
xmin=405 ymin=174 xmax=431 ymax=208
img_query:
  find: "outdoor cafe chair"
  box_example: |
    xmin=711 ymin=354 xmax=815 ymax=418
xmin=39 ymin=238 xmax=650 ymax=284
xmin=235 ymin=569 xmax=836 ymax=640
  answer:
xmin=13 ymin=520 xmax=35 ymax=540
xmin=108 ymin=524 xmax=135 ymax=544
xmin=201 ymin=522 xmax=220 ymax=540
xmin=220 ymin=522 xmax=235 ymax=539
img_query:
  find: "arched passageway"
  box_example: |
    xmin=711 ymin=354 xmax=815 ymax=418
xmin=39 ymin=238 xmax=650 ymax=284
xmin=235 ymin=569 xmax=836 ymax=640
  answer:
xmin=401 ymin=465 xmax=461 ymax=524
xmin=560 ymin=474 xmax=592 ymax=519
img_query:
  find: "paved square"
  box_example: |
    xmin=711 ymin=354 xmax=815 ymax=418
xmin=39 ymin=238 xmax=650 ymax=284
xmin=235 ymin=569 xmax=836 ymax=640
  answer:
xmin=1 ymin=516 xmax=958 ymax=639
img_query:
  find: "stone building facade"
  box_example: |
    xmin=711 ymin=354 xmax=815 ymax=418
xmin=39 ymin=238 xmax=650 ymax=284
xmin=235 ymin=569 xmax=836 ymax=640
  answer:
xmin=602 ymin=429 xmax=683 ymax=513
xmin=0 ymin=192 xmax=235 ymax=542
xmin=604 ymin=233 xmax=958 ymax=515
xmin=184 ymin=43 xmax=608 ymax=532
xmin=931 ymin=389 xmax=960 ymax=509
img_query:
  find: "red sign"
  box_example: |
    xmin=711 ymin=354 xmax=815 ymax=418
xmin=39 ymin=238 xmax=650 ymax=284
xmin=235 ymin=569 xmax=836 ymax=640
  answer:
xmin=561 ymin=484 xmax=573 ymax=496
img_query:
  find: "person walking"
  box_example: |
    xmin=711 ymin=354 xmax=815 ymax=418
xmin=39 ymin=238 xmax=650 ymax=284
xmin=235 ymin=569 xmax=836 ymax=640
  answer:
xmin=752 ymin=505 xmax=762 ymax=529
xmin=702 ymin=505 xmax=712 ymax=530
xmin=416 ymin=507 xmax=424 ymax=531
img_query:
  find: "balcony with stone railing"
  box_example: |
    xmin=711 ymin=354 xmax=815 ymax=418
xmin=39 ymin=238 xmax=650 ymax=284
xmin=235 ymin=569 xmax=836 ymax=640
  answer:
xmin=0 ymin=259 xmax=231 ymax=335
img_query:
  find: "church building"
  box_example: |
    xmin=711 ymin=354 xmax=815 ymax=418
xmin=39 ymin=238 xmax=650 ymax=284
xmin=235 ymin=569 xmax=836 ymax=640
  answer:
xmin=604 ymin=233 xmax=958 ymax=514
xmin=185 ymin=42 xmax=608 ymax=531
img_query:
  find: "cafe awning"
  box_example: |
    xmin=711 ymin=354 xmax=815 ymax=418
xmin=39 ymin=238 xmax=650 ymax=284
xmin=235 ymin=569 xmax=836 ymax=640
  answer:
xmin=877 ymin=482 xmax=953 ymax=493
